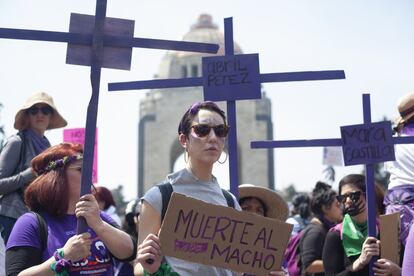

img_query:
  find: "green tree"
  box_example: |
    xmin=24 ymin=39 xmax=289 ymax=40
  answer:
xmin=111 ymin=185 xmax=129 ymax=217
xmin=282 ymin=183 xmax=297 ymax=202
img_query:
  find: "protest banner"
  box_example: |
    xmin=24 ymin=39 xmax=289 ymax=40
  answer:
xmin=159 ymin=192 xmax=293 ymax=275
xmin=64 ymin=128 xmax=98 ymax=183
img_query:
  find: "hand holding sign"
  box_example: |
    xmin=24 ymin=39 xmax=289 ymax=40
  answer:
xmin=137 ymin=233 xmax=162 ymax=273
xmin=159 ymin=193 xmax=292 ymax=275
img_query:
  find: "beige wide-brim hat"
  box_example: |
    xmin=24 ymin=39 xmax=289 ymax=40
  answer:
xmin=239 ymin=184 xmax=289 ymax=221
xmin=14 ymin=92 xmax=67 ymax=130
xmin=395 ymin=92 xmax=414 ymax=125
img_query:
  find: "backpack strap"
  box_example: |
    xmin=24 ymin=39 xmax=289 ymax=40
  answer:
xmin=17 ymin=131 xmax=26 ymax=165
xmin=11 ymin=131 xmax=27 ymax=175
xmin=156 ymin=182 xmax=173 ymax=222
xmin=31 ymin=211 xmax=48 ymax=252
xmin=221 ymin=189 xmax=235 ymax=209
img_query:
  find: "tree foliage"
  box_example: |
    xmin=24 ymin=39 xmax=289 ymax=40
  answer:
xmin=111 ymin=185 xmax=129 ymax=216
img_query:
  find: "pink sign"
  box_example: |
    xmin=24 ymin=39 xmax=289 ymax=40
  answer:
xmin=63 ymin=128 xmax=98 ymax=183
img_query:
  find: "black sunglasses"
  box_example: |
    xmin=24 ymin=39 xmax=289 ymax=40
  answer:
xmin=27 ymin=106 xmax=53 ymax=116
xmin=191 ymin=124 xmax=229 ymax=138
xmin=336 ymin=191 xmax=363 ymax=203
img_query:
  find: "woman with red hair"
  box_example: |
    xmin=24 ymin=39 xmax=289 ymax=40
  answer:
xmin=5 ymin=143 xmax=136 ymax=275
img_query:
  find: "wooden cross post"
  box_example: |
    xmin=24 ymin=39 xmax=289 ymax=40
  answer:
xmin=0 ymin=0 xmax=219 ymax=233
xmin=251 ymin=93 xmax=414 ymax=275
xmin=108 ymin=17 xmax=345 ymax=198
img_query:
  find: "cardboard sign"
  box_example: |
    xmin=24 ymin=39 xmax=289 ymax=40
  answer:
xmin=380 ymin=212 xmax=400 ymax=265
xmin=158 ymin=193 xmax=293 ymax=275
xmin=340 ymin=121 xmax=395 ymax=166
xmin=63 ymin=128 xmax=98 ymax=183
xmin=202 ymin=54 xmax=261 ymax=101
xmin=66 ymin=13 xmax=134 ymax=70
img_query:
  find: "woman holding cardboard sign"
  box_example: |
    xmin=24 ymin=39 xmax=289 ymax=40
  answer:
xmin=322 ymin=174 xmax=401 ymax=276
xmin=136 ymin=101 xmax=241 ymax=275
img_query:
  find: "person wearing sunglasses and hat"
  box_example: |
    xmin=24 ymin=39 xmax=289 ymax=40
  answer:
xmin=383 ymin=91 xmax=414 ymax=248
xmin=136 ymin=101 xmax=242 ymax=276
xmin=322 ymin=174 xmax=401 ymax=276
xmin=238 ymin=184 xmax=289 ymax=222
xmin=0 ymin=92 xmax=67 ymax=245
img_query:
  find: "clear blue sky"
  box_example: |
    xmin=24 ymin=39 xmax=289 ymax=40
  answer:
xmin=1 ymin=0 xmax=414 ymax=200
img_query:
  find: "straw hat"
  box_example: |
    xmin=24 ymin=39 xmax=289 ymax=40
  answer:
xmin=239 ymin=184 xmax=289 ymax=221
xmin=395 ymin=92 xmax=414 ymax=125
xmin=14 ymin=92 xmax=67 ymax=130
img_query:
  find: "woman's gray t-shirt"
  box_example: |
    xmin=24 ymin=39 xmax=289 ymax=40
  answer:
xmin=143 ymin=168 xmax=241 ymax=276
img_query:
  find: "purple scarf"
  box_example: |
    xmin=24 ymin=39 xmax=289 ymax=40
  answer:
xmin=401 ymin=123 xmax=414 ymax=136
xmin=24 ymin=129 xmax=51 ymax=155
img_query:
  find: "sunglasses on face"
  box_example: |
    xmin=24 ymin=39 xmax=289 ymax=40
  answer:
xmin=336 ymin=191 xmax=363 ymax=203
xmin=27 ymin=106 xmax=53 ymax=116
xmin=191 ymin=124 xmax=229 ymax=138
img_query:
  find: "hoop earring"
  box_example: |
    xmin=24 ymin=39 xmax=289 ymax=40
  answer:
xmin=184 ymin=149 xmax=189 ymax=163
xmin=218 ymin=151 xmax=228 ymax=164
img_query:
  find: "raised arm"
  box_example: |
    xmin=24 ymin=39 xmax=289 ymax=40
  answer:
xmin=75 ymin=194 xmax=135 ymax=260
xmin=134 ymin=201 xmax=162 ymax=275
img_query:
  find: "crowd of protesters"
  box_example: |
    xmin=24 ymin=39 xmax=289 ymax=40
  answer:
xmin=1 ymin=93 xmax=414 ymax=276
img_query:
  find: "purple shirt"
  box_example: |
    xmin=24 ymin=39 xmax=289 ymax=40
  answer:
xmin=7 ymin=212 xmax=117 ymax=275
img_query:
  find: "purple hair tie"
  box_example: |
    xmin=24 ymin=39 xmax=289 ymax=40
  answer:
xmin=189 ymin=101 xmax=217 ymax=115
xmin=189 ymin=102 xmax=202 ymax=115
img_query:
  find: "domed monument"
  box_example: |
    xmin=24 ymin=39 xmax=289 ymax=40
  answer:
xmin=138 ymin=14 xmax=274 ymax=196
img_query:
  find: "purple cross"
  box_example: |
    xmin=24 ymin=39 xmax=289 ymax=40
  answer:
xmin=108 ymin=17 xmax=345 ymax=199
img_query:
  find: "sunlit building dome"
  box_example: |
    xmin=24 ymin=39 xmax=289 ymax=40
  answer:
xmin=157 ymin=14 xmax=243 ymax=79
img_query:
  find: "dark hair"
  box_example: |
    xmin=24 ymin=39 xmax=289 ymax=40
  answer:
xmin=292 ymin=193 xmax=311 ymax=219
xmin=178 ymin=101 xmax=227 ymax=136
xmin=310 ymin=181 xmax=337 ymax=217
xmin=93 ymin=186 xmax=117 ymax=210
xmin=239 ymin=196 xmax=268 ymax=217
xmin=25 ymin=142 xmax=83 ymax=216
xmin=338 ymin=174 xmax=366 ymax=195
